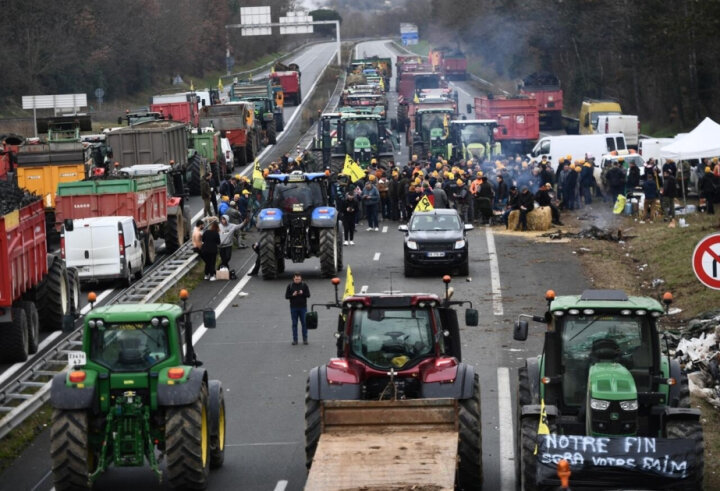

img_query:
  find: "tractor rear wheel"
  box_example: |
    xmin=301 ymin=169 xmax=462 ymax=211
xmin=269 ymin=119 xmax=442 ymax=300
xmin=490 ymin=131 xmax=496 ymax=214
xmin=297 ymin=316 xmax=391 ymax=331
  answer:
xmin=50 ymin=410 xmax=94 ymax=491
xmin=165 ymin=212 xmax=185 ymax=254
xmin=666 ymin=419 xmax=704 ymax=489
xmin=304 ymin=379 xmax=321 ymax=469
xmin=260 ymin=231 xmax=278 ymax=280
xmin=37 ymin=258 xmax=69 ymax=331
xmin=165 ymin=384 xmax=210 ymax=489
xmin=0 ymin=308 xmax=29 ymax=363
xmin=67 ymin=268 xmax=80 ymax=317
xmin=457 ymin=373 xmax=482 ymax=490
xmin=319 ymin=227 xmax=339 ymax=278
xmin=20 ymin=301 xmax=39 ymax=355
xmin=208 ymin=380 xmax=226 ymax=469
xmin=188 ymin=154 xmax=204 ymax=196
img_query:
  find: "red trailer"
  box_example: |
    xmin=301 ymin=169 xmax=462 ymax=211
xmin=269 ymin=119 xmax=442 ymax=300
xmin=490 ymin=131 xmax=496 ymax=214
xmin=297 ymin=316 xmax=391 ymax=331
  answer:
xmin=149 ymin=101 xmax=199 ymax=126
xmin=474 ymin=96 xmax=539 ymax=154
xmin=55 ymin=168 xmax=188 ymax=260
xmin=0 ymin=197 xmax=74 ymax=362
xmin=441 ymin=53 xmax=467 ymax=81
xmin=520 ymin=72 xmax=563 ymax=130
xmin=270 ymin=70 xmax=302 ymax=106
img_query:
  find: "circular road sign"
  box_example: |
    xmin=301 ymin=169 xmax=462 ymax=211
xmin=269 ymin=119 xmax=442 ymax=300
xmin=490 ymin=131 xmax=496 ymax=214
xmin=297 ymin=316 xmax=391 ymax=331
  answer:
xmin=692 ymin=233 xmax=720 ymax=290
xmin=94 ymin=87 xmax=105 ymax=99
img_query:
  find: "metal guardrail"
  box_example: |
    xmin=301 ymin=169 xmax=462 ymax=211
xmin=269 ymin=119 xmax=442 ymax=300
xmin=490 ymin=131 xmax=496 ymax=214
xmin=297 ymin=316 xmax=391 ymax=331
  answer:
xmin=0 ymin=242 xmax=199 ymax=440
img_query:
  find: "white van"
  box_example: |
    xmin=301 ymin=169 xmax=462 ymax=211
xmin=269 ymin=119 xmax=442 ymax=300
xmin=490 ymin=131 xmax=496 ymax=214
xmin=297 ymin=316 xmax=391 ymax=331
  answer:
xmin=528 ymin=133 xmax=627 ymax=170
xmin=220 ymin=137 xmax=234 ymax=170
xmin=62 ymin=216 xmax=144 ymax=286
xmin=597 ymin=114 xmax=639 ymax=147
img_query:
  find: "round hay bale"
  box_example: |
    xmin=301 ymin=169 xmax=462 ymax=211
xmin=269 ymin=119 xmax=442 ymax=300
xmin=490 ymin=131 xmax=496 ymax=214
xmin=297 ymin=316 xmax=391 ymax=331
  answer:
xmin=527 ymin=206 xmax=552 ymax=231
xmin=507 ymin=210 xmax=520 ymax=230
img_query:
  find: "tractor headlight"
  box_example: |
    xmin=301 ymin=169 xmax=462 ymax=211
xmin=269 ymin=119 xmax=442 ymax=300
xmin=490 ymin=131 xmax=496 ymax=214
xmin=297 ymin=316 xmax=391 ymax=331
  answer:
xmin=88 ymin=320 xmax=96 ymax=328
xmin=151 ymin=317 xmax=159 ymax=327
xmin=454 ymin=239 xmax=466 ymax=249
xmin=590 ymin=398 xmax=610 ymax=411
xmin=407 ymin=240 xmax=418 ymax=250
xmin=620 ymin=400 xmax=638 ymax=411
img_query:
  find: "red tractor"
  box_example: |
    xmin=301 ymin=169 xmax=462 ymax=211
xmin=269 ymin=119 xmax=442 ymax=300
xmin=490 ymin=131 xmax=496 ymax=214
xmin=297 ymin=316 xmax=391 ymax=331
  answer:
xmin=304 ymin=276 xmax=483 ymax=490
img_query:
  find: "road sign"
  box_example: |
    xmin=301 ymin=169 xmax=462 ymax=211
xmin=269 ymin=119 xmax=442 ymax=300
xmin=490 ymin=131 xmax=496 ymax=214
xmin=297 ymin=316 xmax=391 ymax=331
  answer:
xmin=280 ymin=12 xmax=313 ymax=34
xmin=240 ymin=6 xmax=271 ymax=36
xmin=692 ymin=233 xmax=720 ymax=290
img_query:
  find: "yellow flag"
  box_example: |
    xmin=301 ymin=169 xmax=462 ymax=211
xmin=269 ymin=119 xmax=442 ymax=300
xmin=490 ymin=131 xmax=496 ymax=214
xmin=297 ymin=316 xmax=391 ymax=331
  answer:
xmin=190 ymin=80 xmax=195 ymax=91
xmin=343 ymin=265 xmax=355 ymax=299
xmin=413 ymin=92 xmax=420 ymax=104
xmin=534 ymin=398 xmax=551 ymax=455
xmin=379 ymin=77 xmax=385 ymax=91
xmin=415 ymin=195 xmax=434 ymax=212
xmin=218 ymin=78 xmax=224 ymax=91
xmin=342 ymin=155 xmax=365 ymax=183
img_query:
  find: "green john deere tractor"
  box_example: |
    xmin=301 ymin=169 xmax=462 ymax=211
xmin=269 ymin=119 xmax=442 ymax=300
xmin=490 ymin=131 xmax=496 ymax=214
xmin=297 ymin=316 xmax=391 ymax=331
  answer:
xmin=513 ymin=289 xmax=703 ymax=490
xmin=49 ymin=293 xmax=225 ymax=490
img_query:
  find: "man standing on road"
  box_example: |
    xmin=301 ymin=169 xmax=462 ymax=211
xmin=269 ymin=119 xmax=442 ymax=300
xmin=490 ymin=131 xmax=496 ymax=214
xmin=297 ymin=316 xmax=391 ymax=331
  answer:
xmin=201 ymin=173 xmax=213 ymax=217
xmin=285 ymin=273 xmax=311 ymax=345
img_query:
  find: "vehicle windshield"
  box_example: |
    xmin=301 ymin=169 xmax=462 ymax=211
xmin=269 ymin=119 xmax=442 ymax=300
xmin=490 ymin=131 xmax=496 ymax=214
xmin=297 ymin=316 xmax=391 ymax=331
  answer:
xmin=90 ymin=323 xmax=169 ymax=371
xmin=415 ymin=75 xmax=441 ymax=91
xmin=561 ymin=315 xmax=654 ymax=406
xmin=344 ymin=120 xmax=378 ymax=153
xmin=459 ymin=124 xmax=493 ymax=145
xmin=420 ymin=113 xmax=449 ymax=142
xmin=410 ymin=213 xmax=461 ymax=231
xmin=271 ymin=181 xmax=324 ymax=212
xmin=350 ymin=308 xmax=434 ymax=369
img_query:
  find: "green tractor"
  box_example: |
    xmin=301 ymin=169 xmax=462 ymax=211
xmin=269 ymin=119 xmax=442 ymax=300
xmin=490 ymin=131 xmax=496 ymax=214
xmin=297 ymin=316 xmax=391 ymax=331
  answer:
xmin=513 ymin=289 xmax=703 ymax=490
xmin=49 ymin=292 xmax=225 ymax=490
xmin=410 ymin=108 xmax=455 ymax=161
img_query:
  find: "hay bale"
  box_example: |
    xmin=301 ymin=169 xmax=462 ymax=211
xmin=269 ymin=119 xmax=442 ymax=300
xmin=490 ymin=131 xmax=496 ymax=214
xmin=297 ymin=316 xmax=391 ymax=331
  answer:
xmin=507 ymin=206 xmax=552 ymax=231
xmin=346 ymin=73 xmax=367 ymax=86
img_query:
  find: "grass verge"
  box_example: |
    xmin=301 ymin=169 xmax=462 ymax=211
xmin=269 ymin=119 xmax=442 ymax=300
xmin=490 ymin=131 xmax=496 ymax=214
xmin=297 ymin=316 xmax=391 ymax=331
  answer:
xmin=0 ymin=403 xmax=52 ymax=474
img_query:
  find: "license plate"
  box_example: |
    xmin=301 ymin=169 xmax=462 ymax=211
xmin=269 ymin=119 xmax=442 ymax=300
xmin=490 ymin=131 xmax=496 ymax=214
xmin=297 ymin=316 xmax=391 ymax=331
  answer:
xmin=80 ymin=266 xmax=90 ymax=272
xmin=292 ymin=203 xmax=304 ymax=212
xmin=427 ymin=252 xmax=445 ymax=257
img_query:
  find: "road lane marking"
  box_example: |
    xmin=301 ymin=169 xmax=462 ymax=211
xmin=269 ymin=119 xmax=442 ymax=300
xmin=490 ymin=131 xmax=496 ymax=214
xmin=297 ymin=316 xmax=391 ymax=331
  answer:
xmin=486 ymin=227 xmax=503 ymax=315
xmin=360 ymin=285 xmax=368 ymax=293
xmin=373 ymin=252 xmax=381 ymax=261
xmin=497 ymin=367 xmax=515 ymax=491
xmin=274 ymin=480 xmax=288 ymax=491
xmin=382 ymin=226 xmax=388 ymax=233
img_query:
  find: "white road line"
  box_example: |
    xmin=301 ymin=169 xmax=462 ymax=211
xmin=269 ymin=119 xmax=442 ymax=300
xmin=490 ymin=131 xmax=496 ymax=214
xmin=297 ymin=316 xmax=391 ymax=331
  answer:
xmin=274 ymin=480 xmax=289 ymax=491
xmin=497 ymin=367 xmax=515 ymax=491
xmin=360 ymin=285 xmax=368 ymax=294
xmin=191 ymin=264 xmax=255 ymax=345
xmin=485 ymin=227 xmax=503 ymax=315
xmin=382 ymin=225 xmax=388 ymax=233
xmin=373 ymin=252 xmax=381 ymax=261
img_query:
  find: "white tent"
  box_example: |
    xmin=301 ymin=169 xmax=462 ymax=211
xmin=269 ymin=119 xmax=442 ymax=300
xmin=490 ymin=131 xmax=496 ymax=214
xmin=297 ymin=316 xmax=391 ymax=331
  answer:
xmin=660 ymin=117 xmax=720 ymax=160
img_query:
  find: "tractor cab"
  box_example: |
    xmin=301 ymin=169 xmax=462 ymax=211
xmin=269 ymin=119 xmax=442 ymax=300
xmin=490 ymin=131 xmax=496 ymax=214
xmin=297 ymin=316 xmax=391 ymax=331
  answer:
xmin=307 ymin=276 xmax=478 ymax=400
xmin=449 ymin=120 xmax=499 ymax=161
xmin=266 ymin=172 xmax=329 ymax=216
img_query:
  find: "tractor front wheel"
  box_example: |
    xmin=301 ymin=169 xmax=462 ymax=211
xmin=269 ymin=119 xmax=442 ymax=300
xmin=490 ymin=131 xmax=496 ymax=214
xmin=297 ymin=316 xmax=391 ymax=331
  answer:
xmin=518 ymin=414 xmax=556 ymax=491
xmin=666 ymin=419 xmax=704 ymax=489
xmin=165 ymin=384 xmax=210 ymax=489
xmin=319 ymin=227 xmax=339 ymax=278
xmin=260 ymin=231 xmax=278 ymax=280
xmin=50 ymin=410 xmax=94 ymax=491
xmin=208 ymin=380 xmax=226 ymax=469
xmin=304 ymin=378 xmax=321 ymax=469
xmin=457 ymin=372 xmax=482 ymax=490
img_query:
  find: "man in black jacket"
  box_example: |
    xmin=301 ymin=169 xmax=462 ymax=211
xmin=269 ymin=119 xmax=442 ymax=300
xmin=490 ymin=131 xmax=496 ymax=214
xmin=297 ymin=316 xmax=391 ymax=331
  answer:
xmin=535 ymin=182 xmax=563 ymax=226
xmin=517 ymin=186 xmax=535 ymax=231
xmin=661 ymin=169 xmax=677 ymax=219
xmin=285 ymin=273 xmax=311 ymax=345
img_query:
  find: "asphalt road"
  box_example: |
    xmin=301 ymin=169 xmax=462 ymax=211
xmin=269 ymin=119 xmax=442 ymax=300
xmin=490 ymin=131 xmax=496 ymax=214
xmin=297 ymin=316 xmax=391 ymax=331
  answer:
xmin=1 ymin=40 xmax=591 ymax=491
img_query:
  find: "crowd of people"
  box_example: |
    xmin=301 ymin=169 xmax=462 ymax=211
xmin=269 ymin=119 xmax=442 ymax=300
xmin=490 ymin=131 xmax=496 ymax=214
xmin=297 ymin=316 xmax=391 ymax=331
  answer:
xmin=191 ymin=148 xmax=720 ymax=280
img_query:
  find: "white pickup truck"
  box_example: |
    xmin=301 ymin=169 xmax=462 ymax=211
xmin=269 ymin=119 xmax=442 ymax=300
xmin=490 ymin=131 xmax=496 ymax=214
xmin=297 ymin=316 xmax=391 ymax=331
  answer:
xmin=597 ymin=114 xmax=639 ymax=147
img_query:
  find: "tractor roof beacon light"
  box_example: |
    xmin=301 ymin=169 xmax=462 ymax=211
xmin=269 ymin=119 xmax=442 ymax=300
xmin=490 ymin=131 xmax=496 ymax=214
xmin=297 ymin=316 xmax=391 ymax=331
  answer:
xmin=88 ymin=292 xmax=97 ymax=309
xmin=443 ymin=275 xmax=452 ymax=305
xmin=331 ymin=277 xmax=341 ymax=305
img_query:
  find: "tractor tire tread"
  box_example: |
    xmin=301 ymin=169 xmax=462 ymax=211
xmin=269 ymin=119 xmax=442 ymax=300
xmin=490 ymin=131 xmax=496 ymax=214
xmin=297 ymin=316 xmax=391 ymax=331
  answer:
xmin=457 ymin=373 xmax=482 ymax=490
xmin=260 ymin=231 xmax=278 ymax=280
xmin=188 ymin=154 xmax=203 ymax=196
xmin=666 ymin=419 xmax=704 ymax=489
xmin=37 ymin=258 xmax=69 ymax=331
xmin=165 ymin=385 xmax=210 ymax=490
xmin=50 ymin=410 xmax=92 ymax=491
xmin=319 ymin=227 xmax=338 ymax=278
xmin=0 ymin=307 xmax=28 ymax=363
xmin=304 ymin=379 xmax=321 ymax=469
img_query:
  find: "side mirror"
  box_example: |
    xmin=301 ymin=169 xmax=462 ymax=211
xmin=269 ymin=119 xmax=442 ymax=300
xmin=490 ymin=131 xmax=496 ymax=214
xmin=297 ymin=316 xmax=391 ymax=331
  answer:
xmin=465 ymin=308 xmax=479 ymax=326
xmin=306 ymin=311 xmax=318 ymax=330
xmin=514 ymin=320 xmax=529 ymax=341
xmin=64 ymin=219 xmax=74 ymax=232
xmin=398 ymin=224 xmax=408 ymax=232
xmin=203 ymin=309 xmax=216 ymax=328
xmin=466 ymin=103 xmax=472 ymax=114
xmin=62 ymin=314 xmax=75 ymax=332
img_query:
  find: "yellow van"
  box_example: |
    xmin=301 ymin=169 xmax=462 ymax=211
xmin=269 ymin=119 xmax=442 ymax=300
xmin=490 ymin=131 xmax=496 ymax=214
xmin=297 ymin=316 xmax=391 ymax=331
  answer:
xmin=579 ymin=99 xmax=622 ymax=135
